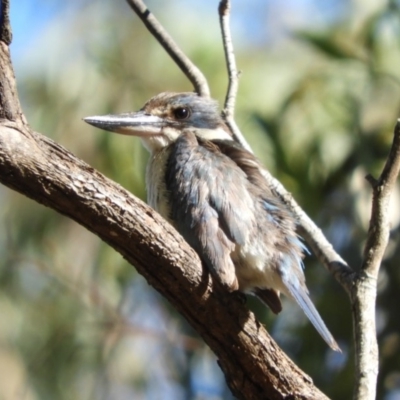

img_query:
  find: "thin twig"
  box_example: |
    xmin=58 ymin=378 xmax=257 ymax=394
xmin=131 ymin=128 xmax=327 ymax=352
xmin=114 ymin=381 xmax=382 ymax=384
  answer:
xmin=219 ymin=0 xmax=239 ymax=114
xmin=126 ymin=0 xmax=210 ymax=97
xmin=218 ymin=0 xmax=252 ymax=152
xmin=352 ymin=120 xmax=400 ymax=400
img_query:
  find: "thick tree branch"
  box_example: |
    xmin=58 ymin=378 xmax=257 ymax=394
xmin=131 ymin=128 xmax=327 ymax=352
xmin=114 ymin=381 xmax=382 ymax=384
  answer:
xmin=0 ymin=0 xmax=12 ymax=44
xmin=125 ymin=0 xmax=210 ymax=97
xmin=0 ymin=124 xmax=330 ymax=400
xmin=351 ymin=120 xmax=400 ymax=400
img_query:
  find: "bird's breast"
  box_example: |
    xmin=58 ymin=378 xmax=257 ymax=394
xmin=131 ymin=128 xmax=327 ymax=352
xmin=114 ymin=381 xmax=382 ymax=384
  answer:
xmin=146 ymin=147 xmax=173 ymax=223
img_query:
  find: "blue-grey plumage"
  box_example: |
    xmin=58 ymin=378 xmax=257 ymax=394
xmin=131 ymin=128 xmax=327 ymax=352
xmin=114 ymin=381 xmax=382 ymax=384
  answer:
xmin=84 ymin=92 xmax=340 ymax=352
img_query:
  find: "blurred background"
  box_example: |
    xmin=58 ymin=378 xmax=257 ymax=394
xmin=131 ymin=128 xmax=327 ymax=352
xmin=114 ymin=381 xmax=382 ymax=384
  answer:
xmin=3 ymin=0 xmax=400 ymax=398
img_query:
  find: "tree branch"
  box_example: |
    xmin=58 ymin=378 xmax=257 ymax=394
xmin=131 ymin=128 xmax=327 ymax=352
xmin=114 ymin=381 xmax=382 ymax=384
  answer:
xmin=351 ymin=120 xmax=400 ymax=400
xmin=218 ymin=0 xmax=251 ymax=152
xmin=362 ymin=120 xmax=400 ymax=275
xmin=0 ymin=127 xmax=331 ymax=400
xmin=125 ymin=0 xmax=210 ymax=97
xmin=0 ymin=123 xmax=331 ymax=400
xmin=0 ymin=0 xmax=12 ymax=44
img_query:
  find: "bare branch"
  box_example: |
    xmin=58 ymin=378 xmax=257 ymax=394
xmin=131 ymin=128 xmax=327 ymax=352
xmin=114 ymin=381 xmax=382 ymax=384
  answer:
xmin=362 ymin=120 xmax=400 ymax=274
xmin=218 ymin=0 xmax=252 ymax=152
xmin=125 ymin=0 xmax=210 ymax=97
xmin=219 ymin=0 xmax=238 ymax=114
xmin=351 ymin=275 xmax=379 ymax=400
xmin=351 ymin=120 xmax=400 ymax=400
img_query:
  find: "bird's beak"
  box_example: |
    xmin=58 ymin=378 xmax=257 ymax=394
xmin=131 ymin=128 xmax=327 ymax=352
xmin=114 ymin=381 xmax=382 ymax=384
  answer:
xmin=83 ymin=111 xmax=164 ymax=137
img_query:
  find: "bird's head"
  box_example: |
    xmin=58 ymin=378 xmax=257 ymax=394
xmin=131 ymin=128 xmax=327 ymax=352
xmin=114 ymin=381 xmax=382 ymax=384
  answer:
xmin=84 ymin=92 xmax=233 ymax=153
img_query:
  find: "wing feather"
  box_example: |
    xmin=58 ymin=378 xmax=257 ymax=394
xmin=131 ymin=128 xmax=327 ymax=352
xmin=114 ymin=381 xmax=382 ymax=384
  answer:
xmin=165 ymin=132 xmax=255 ymax=290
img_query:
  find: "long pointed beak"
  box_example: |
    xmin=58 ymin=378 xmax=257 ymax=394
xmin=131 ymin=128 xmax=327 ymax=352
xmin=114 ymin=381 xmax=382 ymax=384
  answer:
xmin=83 ymin=111 xmax=164 ymax=137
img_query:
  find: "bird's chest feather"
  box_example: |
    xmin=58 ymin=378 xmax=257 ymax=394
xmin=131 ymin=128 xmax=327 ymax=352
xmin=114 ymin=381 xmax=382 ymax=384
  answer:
xmin=146 ymin=147 xmax=173 ymax=223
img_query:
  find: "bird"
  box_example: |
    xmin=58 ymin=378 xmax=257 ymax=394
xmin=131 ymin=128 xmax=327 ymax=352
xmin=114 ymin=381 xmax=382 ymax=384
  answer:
xmin=84 ymin=91 xmax=340 ymax=351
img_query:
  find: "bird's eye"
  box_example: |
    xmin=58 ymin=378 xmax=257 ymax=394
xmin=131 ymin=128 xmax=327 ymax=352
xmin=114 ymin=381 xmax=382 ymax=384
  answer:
xmin=173 ymin=107 xmax=191 ymax=120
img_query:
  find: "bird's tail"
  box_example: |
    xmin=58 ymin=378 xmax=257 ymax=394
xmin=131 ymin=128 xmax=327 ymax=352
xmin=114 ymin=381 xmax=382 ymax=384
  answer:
xmin=284 ymin=279 xmax=341 ymax=352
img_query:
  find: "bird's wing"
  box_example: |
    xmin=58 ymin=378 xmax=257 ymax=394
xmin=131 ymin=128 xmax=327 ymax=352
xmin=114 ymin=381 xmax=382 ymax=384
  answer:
xmin=205 ymin=138 xmax=340 ymax=350
xmin=165 ymin=132 xmax=257 ymax=291
xmin=252 ymin=288 xmax=282 ymax=314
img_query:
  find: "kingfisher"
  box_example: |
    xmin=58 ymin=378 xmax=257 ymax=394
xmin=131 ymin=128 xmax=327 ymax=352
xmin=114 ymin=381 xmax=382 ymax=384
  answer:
xmin=84 ymin=92 xmax=340 ymax=351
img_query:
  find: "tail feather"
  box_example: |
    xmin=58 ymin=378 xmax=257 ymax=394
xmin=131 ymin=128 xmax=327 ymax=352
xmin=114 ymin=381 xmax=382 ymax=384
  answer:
xmin=253 ymin=288 xmax=282 ymax=314
xmin=285 ymin=280 xmax=341 ymax=352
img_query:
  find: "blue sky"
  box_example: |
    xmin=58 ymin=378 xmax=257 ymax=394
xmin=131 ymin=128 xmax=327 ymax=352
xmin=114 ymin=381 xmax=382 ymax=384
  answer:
xmin=10 ymin=0 xmax=64 ymax=59
xmin=10 ymin=0 xmax=345 ymax=64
